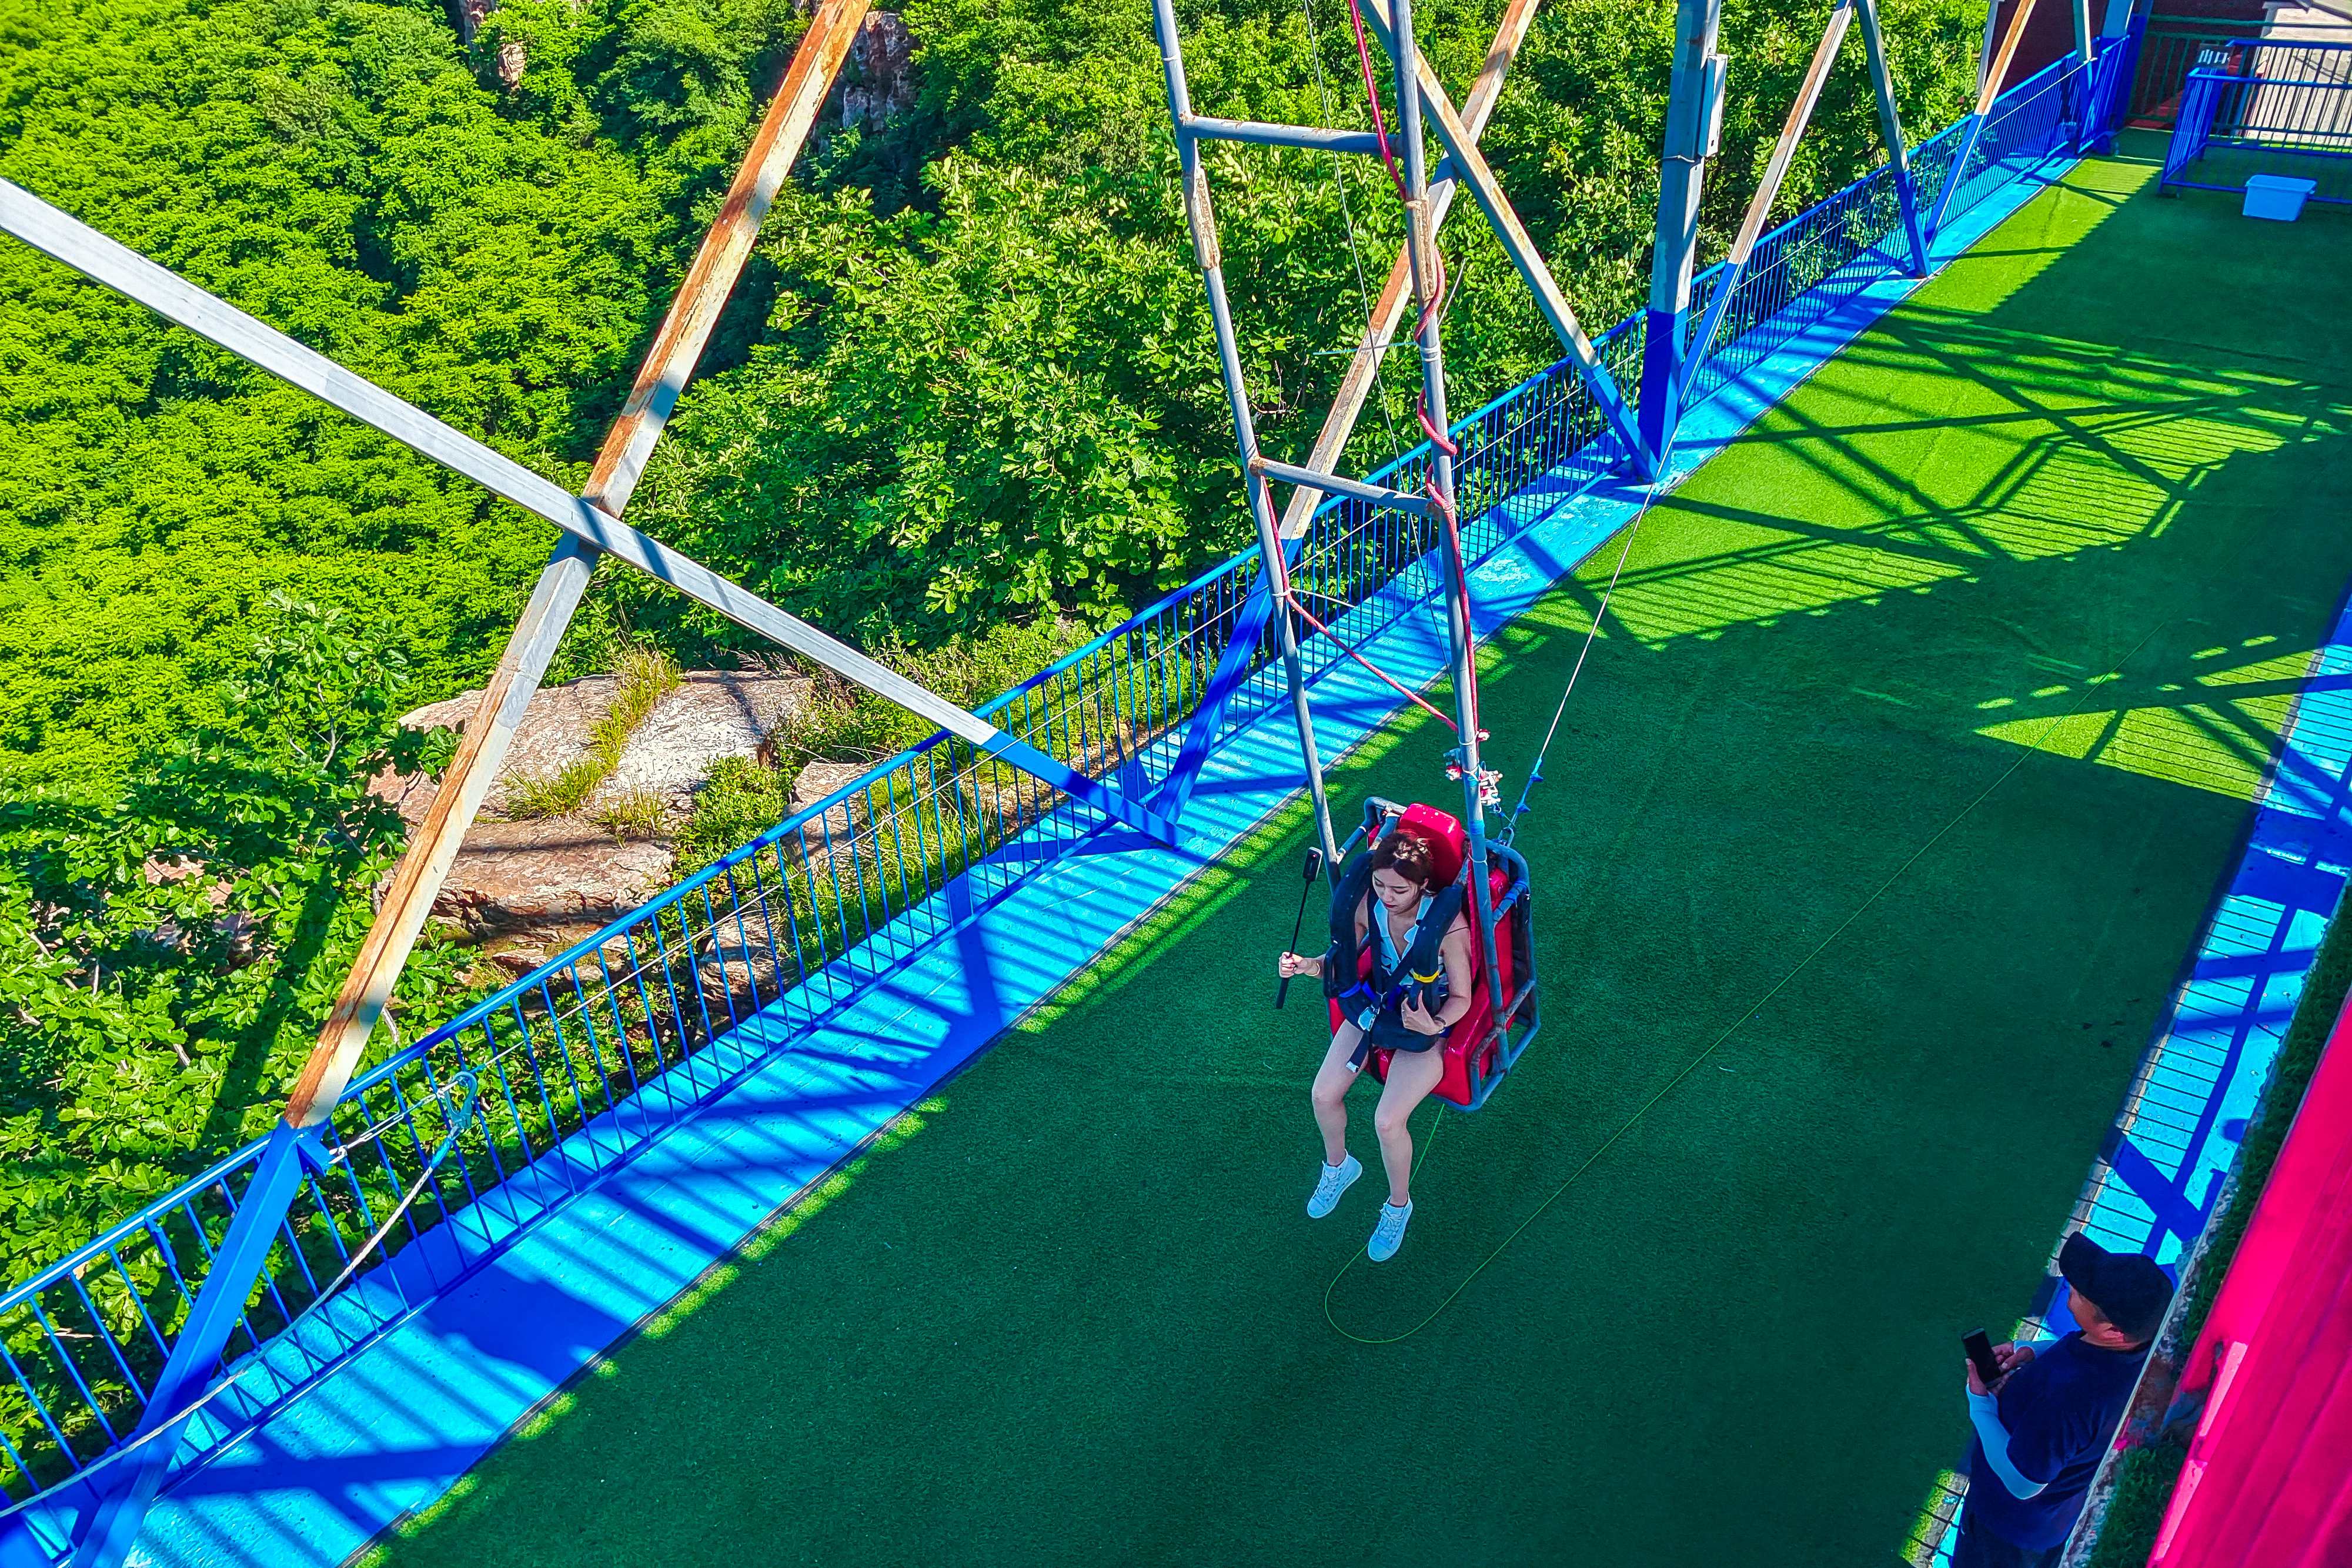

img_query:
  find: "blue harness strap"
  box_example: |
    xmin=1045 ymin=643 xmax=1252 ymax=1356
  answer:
xmin=1333 ymin=888 xmax=1456 ymax=1051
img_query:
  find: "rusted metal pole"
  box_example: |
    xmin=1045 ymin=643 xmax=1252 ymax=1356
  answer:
xmin=1274 ymin=0 xmax=1544 ymax=542
xmin=285 ymin=0 xmax=871 ymax=1128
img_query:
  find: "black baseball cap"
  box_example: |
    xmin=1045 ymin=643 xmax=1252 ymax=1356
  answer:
xmin=2059 ymin=1232 xmax=2174 ymax=1342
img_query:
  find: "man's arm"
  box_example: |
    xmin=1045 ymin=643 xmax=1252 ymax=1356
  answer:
xmin=1963 ymin=1339 xmax=2064 ymax=1500
xmin=1966 ymin=1389 xmax=2050 ymax=1499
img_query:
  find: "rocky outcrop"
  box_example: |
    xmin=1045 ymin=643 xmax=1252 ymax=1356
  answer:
xmin=447 ymin=0 xmax=526 ymax=89
xmin=838 ymin=12 xmax=914 ymax=129
xmin=380 ymin=668 xmax=811 ymax=960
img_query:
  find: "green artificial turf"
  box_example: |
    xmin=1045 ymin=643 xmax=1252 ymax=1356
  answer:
xmin=366 ymin=151 xmax=2352 ymax=1568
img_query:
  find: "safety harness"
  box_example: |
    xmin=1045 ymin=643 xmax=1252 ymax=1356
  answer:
xmin=1322 ymin=834 xmax=1465 ymax=1051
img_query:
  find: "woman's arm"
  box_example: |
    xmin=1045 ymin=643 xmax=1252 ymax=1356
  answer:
xmin=1403 ymin=921 xmax=1476 ymax=1034
xmin=1432 ymin=921 xmax=1474 ymax=1028
xmin=1279 ymin=897 xmax=1366 ymax=979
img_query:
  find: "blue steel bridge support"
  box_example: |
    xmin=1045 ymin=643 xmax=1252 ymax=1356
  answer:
xmin=1682 ymin=0 xmax=1860 ymax=408
xmin=1646 ymin=0 xmax=1926 ymax=461
xmin=1639 ymin=0 xmax=1728 ymax=472
xmin=54 ymin=1124 xmax=325 ymax=1568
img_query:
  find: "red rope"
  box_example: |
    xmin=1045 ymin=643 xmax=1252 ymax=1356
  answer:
xmin=1342 ymin=0 xmax=1408 ymax=202
xmin=1334 ymin=0 xmax=1485 ymax=757
xmin=1284 ymin=593 xmax=1458 ymax=731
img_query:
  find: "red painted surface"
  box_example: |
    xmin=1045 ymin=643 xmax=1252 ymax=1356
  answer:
xmin=1987 ymin=0 xmax=2092 ymax=92
xmin=2150 ymin=989 xmax=2352 ymax=1567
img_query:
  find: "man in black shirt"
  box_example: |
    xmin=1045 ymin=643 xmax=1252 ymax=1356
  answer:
xmin=1954 ymin=1233 xmax=2174 ymax=1568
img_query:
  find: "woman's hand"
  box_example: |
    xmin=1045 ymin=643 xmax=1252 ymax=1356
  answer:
xmin=1401 ymin=994 xmax=1445 ymax=1036
xmin=1278 ymin=951 xmax=1323 ymax=979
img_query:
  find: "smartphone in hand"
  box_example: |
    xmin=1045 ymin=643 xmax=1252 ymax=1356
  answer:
xmin=1962 ymin=1328 xmax=2005 ymax=1389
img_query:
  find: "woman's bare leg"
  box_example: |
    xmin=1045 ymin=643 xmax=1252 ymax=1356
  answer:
xmin=1310 ymin=1024 xmax=1365 ymax=1165
xmin=1372 ymin=1046 xmax=1446 ymax=1205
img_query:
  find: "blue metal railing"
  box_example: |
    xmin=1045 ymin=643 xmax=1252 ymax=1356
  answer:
xmin=1683 ymin=40 xmax=2124 ymax=413
xmin=0 ymin=44 xmax=2130 ymax=1537
xmin=2160 ymin=39 xmax=2352 ymax=203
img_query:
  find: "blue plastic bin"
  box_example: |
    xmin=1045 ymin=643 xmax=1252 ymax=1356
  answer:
xmin=2244 ymin=175 xmax=2318 ymax=222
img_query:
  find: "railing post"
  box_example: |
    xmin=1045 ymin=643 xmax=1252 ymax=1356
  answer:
xmin=35 ymin=1122 xmax=325 ymax=1568
xmin=1638 ymin=0 xmax=1727 ymax=468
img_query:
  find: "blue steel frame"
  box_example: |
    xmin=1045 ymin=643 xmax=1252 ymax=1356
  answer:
xmin=0 ymin=48 xmax=2135 ymax=1567
xmin=2158 ymin=39 xmax=2352 ymax=202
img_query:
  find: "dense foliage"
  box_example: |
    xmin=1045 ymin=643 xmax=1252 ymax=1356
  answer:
xmin=0 ymin=0 xmax=1980 ymax=1275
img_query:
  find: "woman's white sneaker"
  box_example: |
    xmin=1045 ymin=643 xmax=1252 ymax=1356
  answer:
xmin=1367 ymin=1199 xmax=1414 ymax=1262
xmin=1307 ymin=1155 xmax=1362 ymax=1218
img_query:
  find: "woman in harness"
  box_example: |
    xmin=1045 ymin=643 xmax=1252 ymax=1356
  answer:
xmin=1276 ymin=828 xmax=1473 ymax=1262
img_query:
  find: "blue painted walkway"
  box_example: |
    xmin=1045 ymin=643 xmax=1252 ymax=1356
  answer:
xmin=103 ymin=151 xmax=2139 ymax=1568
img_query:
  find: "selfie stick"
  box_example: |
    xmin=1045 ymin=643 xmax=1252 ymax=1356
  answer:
xmin=1275 ymin=846 xmax=1325 ymax=1008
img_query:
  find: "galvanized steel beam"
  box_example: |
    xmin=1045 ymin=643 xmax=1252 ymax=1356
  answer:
xmin=0 ymin=11 xmax=1178 ymax=1560
xmin=1274 ymin=0 xmax=1544 ymax=543
xmin=1183 ymin=114 xmax=1387 ymax=156
xmin=0 ymin=185 xmax=1175 ymax=852
xmin=288 ymin=0 xmax=874 ymax=1135
xmin=1358 ymin=0 xmax=1648 ymax=474
xmin=1251 ymin=454 xmax=1432 ymax=517
xmin=1681 ymin=0 xmax=1857 ymax=400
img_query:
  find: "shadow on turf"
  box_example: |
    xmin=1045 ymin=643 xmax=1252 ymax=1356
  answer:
xmin=348 ymin=162 xmax=2352 ymax=1568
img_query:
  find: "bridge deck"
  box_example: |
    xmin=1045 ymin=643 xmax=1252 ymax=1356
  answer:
xmin=136 ymin=147 xmax=2352 ymax=1568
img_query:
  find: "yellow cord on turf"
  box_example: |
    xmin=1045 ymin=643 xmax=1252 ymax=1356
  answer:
xmin=1324 ymin=621 xmax=2170 ymax=1345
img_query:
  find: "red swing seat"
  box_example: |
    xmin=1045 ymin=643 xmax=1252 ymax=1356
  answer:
xmin=1326 ymin=799 xmax=1535 ymax=1109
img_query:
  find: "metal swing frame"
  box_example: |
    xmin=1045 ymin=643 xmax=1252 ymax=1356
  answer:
xmin=1339 ymin=795 xmax=1541 ymax=1110
xmin=1151 ymin=0 xmax=1570 ymax=1100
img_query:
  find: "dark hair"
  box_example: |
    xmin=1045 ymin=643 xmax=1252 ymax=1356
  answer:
xmin=1368 ymin=828 xmax=1436 ymax=888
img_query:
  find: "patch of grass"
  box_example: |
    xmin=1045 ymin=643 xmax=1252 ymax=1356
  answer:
xmin=2083 ymin=1436 xmax=2191 ymax=1568
xmin=674 ymin=755 xmax=791 ymax=874
xmin=664 ymin=621 xmax=1095 ymax=877
xmin=504 ymin=647 xmax=680 ymax=820
xmin=589 ymin=788 xmax=667 ymax=842
xmin=760 ymin=621 xmax=1087 ymax=775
